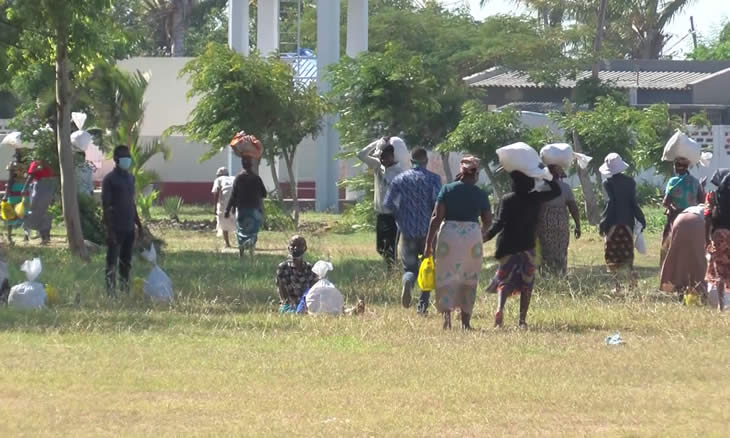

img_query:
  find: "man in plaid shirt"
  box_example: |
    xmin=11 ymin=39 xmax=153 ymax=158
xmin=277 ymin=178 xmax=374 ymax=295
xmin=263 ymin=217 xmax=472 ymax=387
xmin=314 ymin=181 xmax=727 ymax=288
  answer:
xmin=276 ymin=235 xmax=319 ymax=312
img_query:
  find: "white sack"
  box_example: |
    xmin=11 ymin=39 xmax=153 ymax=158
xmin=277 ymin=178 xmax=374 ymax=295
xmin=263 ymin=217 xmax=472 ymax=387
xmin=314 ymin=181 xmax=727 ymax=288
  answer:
xmin=0 ymin=131 xmax=34 ymax=149
xmin=306 ymin=261 xmax=343 ymax=315
xmin=8 ymin=258 xmax=46 ymax=310
xmin=496 ymin=142 xmax=552 ymax=181
xmin=662 ymin=130 xmax=708 ymax=166
xmin=141 ymin=245 xmax=173 ymax=303
xmin=71 ymin=130 xmax=93 ymax=151
xmin=71 ymin=112 xmax=87 ymax=130
xmin=144 ymin=266 xmax=173 ymax=303
xmin=706 ymin=282 xmax=729 ymax=310
xmin=540 ymin=143 xmax=593 ymax=169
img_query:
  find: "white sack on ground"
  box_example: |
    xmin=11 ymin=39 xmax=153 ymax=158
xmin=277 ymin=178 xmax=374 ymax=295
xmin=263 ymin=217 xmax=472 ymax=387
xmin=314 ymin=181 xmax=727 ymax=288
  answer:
xmin=8 ymin=258 xmax=46 ymax=310
xmin=306 ymin=261 xmax=344 ymax=315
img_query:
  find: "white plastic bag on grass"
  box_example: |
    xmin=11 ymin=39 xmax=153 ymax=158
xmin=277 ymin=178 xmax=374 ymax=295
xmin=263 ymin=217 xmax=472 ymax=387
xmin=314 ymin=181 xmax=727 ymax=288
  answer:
xmin=8 ymin=258 xmax=46 ymax=310
xmin=141 ymin=245 xmax=173 ymax=303
xmin=634 ymin=223 xmax=647 ymax=255
xmin=306 ymin=261 xmax=343 ymax=315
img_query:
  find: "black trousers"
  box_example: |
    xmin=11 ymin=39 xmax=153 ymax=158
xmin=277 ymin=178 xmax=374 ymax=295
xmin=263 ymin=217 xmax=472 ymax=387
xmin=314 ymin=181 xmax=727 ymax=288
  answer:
xmin=106 ymin=230 xmax=135 ymax=295
xmin=376 ymin=213 xmax=397 ymax=267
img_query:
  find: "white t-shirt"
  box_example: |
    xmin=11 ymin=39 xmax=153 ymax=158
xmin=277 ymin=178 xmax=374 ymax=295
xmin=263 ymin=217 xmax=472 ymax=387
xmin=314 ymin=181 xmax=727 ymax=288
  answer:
xmin=211 ymin=176 xmax=235 ymax=213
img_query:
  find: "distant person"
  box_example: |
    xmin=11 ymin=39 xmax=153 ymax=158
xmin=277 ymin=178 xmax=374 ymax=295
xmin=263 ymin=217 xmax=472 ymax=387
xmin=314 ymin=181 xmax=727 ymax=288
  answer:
xmin=424 ymin=156 xmax=492 ymax=330
xmin=357 ymin=137 xmax=404 ymax=268
xmin=704 ymin=168 xmax=730 ymax=311
xmin=3 ymin=149 xmax=28 ymax=244
xmin=536 ymin=164 xmax=581 ymax=274
xmin=276 ymin=235 xmax=319 ymax=313
xmin=384 ymin=147 xmax=441 ymax=313
xmin=660 ymin=205 xmax=707 ymax=297
xmin=661 ymin=157 xmax=703 ymax=265
xmin=102 ymin=145 xmax=143 ymax=296
xmin=598 ymin=153 xmax=646 ymax=292
xmin=486 ymin=170 xmax=561 ymax=329
xmin=211 ymin=167 xmax=236 ymax=248
xmin=225 ymin=156 xmax=267 ymax=258
xmin=22 ymin=158 xmax=56 ymax=245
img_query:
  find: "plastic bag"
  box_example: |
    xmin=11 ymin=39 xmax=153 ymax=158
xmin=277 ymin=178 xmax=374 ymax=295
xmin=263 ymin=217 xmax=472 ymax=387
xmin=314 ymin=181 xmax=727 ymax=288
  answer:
xmin=141 ymin=245 xmax=173 ymax=303
xmin=706 ymin=282 xmax=729 ymax=310
xmin=230 ymin=131 xmax=263 ymax=159
xmin=14 ymin=201 xmax=25 ymax=219
xmin=417 ymin=256 xmax=435 ymax=291
xmin=8 ymin=258 xmax=46 ymax=310
xmin=71 ymin=130 xmax=93 ymax=151
xmin=45 ymin=283 xmax=59 ymax=306
xmin=662 ymin=130 xmax=706 ymax=166
xmin=496 ymin=142 xmax=553 ymax=181
xmin=144 ymin=266 xmax=173 ymax=303
xmin=1 ymin=201 xmax=16 ymax=221
xmin=634 ymin=222 xmax=647 ymax=255
xmin=306 ymin=261 xmax=343 ymax=315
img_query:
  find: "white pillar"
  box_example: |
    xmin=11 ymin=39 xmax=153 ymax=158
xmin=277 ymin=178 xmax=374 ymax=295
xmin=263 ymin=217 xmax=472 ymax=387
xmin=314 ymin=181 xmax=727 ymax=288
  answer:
xmin=228 ymin=0 xmax=249 ymax=175
xmin=345 ymin=0 xmax=368 ymax=200
xmin=316 ymin=0 xmax=341 ymax=212
xmin=257 ymin=0 xmax=280 ymax=57
xmin=228 ymin=0 xmax=250 ymax=55
xmin=346 ymin=0 xmax=368 ymax=57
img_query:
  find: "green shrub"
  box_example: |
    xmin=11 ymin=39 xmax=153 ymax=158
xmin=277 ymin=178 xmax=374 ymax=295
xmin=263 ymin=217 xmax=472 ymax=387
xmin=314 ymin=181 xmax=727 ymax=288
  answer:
xmin=636 ymin=182 xmax=663 ymax=207
xmin=262 ymin=199 xmax=294 ymax=232
xmin=334 ymin=199 xmax=376 ymax=234
xmin=163 ymin=196 xmax=184 ymax=221
xmin=48 ymin=195 xmax=105 ymax=244
xmin=137 ymin=190 xmax=159 ymax=220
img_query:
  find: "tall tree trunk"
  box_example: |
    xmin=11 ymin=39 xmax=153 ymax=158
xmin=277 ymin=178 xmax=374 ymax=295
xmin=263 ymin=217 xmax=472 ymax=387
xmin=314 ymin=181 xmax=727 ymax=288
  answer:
xmin=266 ymin=154 xmax=283 ymax=201
xmin=56 ymin=26 xmax=88 ymax=260
xmin=284 ymin=153 xmax=299 ymax=228
xmin=572 ymin=130 xmax=601 ymax=225
xmin=170 ymin=0 xmax=186 ymax=57
xmin=592 ymin=0 xmax=608 ymax=78
xmin=440 ymin=152 xmax=453 ymax=183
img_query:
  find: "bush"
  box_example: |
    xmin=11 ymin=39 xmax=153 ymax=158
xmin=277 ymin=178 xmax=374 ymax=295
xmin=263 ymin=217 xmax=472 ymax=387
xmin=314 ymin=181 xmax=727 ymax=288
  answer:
xmin=333 ymin=199 xmax=376 ymax=234
xmin=163 ymin=196 xmax=184 ymax=221
xmin=137 ymin=190 xmax=159 ymax=220
xmin=262 ymin=199 xmax=294 ymax=232
xmin=48 ymin=194 xmax=105 ymax=244
xmin=636 ymin=182 xmax=663 ymax=207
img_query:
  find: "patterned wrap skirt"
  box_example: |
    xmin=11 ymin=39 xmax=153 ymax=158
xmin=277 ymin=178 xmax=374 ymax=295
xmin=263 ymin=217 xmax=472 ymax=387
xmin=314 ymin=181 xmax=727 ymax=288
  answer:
xmin=537 ymin=205 xmax=570 ymax=273
xmin=236 ymin=207 xmax=263 ymax=249
xmin=434 ymin=221 xmax=483 ymax=314
xmin=604 ymin=225 xmax=634 ymax=272
xmin=487 ymin=250 xmax=537 ymax=297
xmin=706 ymin=229 xmax=730 ymax=287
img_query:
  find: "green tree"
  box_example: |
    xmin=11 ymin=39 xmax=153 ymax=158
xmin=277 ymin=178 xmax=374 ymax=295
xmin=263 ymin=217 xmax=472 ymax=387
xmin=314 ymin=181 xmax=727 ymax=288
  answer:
xmin=3 ymin=0 xmax=132 ymax=259
xmin=438 ymin=101 xmax=527 ymax=199
xmin=85 ymin=63 xmax=172 ymax=196
xmin=691 ymin=21 xmax=730 ymax=60
xmin=173 ymin=42 xmax=325 ymax=225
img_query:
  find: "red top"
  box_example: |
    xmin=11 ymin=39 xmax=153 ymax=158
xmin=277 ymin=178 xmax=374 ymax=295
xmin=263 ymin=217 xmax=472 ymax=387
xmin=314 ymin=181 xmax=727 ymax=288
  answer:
xmin=27 ymin=161 xmax=54 ymax=180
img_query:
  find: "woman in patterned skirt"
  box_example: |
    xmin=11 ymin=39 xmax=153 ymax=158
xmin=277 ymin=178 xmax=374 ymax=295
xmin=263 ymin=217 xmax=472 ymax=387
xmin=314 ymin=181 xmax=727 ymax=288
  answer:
xmin=598 ymin=153 xmax=646 ymax=290
xmin=536 ymin=164 xmax=581 ymax=274
xmin=486 ymin=171 xmax=561 ymax=328
xmin=424 ymin=156 xmax=492 ymax=330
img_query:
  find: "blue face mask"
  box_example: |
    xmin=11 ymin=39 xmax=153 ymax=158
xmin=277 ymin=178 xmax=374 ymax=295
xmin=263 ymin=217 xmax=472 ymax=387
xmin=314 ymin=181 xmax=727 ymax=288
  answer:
xmin=118 ymin=157 xmax=132 ymax=170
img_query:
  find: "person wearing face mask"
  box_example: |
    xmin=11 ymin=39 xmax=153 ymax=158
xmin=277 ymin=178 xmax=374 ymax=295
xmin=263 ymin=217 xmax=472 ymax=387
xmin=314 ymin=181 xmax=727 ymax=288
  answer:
xmin=22 ymin=157 xmax=57 ymax=245
xmin=357 ymin=137 xmax=404 ymax=268
xmin=102 ymin=145 xmax=143 ymax=296
xmin=276 ymin=235 xmax=319 ymax=313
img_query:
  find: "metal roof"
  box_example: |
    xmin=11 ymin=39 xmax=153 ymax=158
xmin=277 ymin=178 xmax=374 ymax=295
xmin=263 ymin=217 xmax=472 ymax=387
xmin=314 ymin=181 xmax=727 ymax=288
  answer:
xmin=467 ymin=68 xmax=726 ymax=90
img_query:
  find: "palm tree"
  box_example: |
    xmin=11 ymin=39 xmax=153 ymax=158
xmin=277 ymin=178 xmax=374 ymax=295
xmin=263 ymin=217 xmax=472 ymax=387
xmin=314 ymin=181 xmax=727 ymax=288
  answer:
xmin=85 ymin=63 xmax=171 ymax=195
xmin=626 ymin=0 xmax=694 ymax=59
xmin=142 ymin=0 xmax=196 ymax=56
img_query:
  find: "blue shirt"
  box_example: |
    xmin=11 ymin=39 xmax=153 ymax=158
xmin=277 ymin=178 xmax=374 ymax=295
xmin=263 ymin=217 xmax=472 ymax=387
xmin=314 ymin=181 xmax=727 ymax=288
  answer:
xmin=384 ymin=166 xmax=442 ymax=238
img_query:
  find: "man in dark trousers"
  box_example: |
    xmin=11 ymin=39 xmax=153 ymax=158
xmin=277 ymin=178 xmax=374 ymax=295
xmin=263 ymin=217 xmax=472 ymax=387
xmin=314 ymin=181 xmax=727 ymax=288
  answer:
xmin=102 ymin=145 xmax=143 ymax=296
